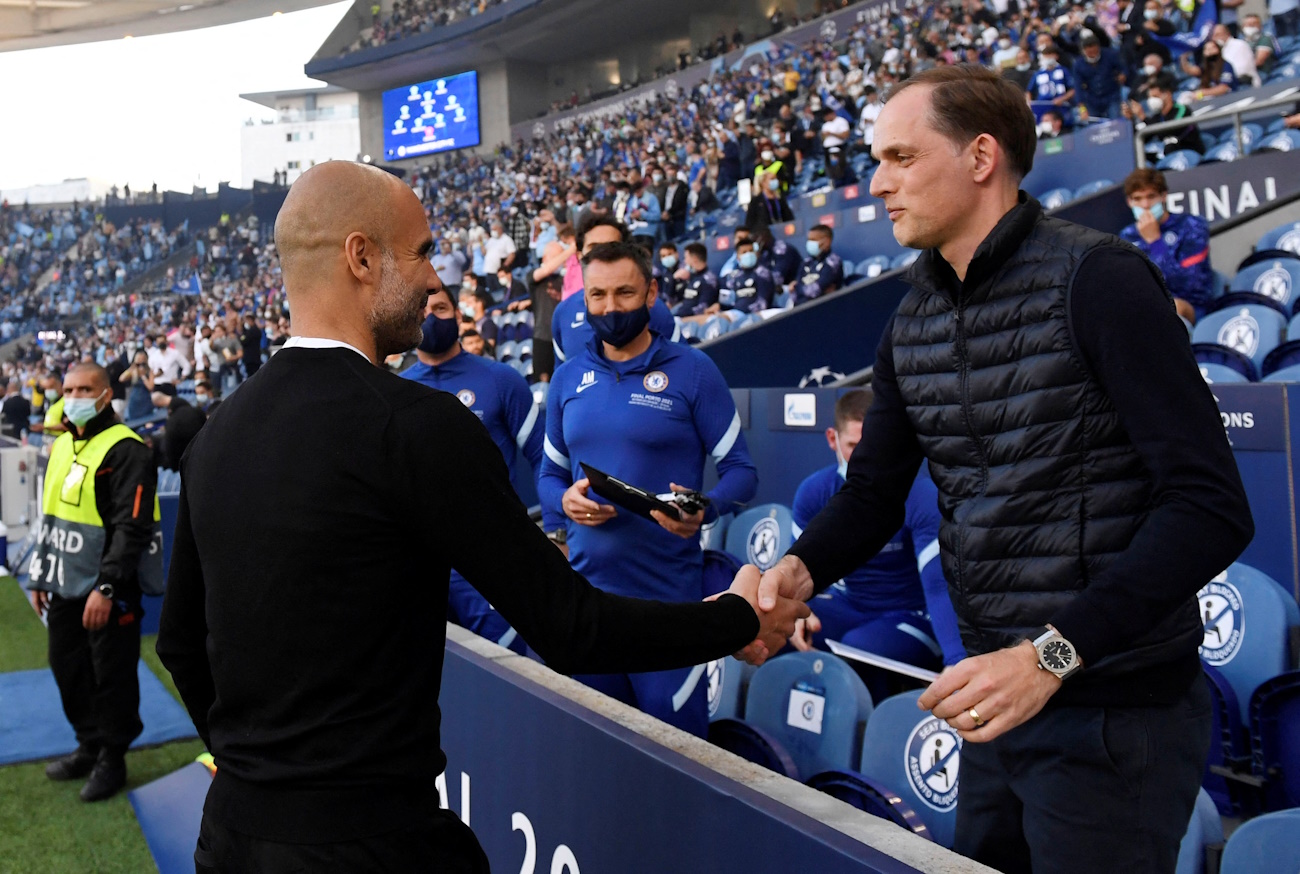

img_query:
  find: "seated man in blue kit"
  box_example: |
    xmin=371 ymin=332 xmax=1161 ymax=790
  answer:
xmin=550 ymin=215 xmax=679 ymax=364
xmin=401 ymin=285 xmax=542 ymax=653
xmin=539 ymin=241 xmax=758 ymax=737
xmin=1119 ymin=167 xmax=1212 ymax=321
xmin=653 ymin=241 xmax=683 ymax=310
xmin=671 ymin=242 xmax=721 ymax=318
xmin=716 ymin=236 xmax=776 ymax=314
xmin=790 ymin=388 xmax=965 ymax=699
xmin=790 ymin=224 xmax=845 ymax=306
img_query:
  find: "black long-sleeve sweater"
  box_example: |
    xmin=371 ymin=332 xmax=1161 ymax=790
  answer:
xmin=789 ymin=245 xmax=1254 ymax=708
xmin=155 ymin=346 xmax=759 ymax=843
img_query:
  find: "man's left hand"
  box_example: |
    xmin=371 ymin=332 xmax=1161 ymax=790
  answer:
xmin=82 ymin=590 xmax=112 ymax=631
xmin=649 ymin=483 xmax=705 ymax=539
xmin=916 ymin=640 xmax=1061 ymax=743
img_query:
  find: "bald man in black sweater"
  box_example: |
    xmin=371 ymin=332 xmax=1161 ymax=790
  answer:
xmin=155 ymin=161 xmax=807 ymax=873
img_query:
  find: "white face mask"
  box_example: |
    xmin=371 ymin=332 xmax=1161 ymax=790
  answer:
xmin=1140 ymin=64 xmax=1156 ymax=76
xmin=761 ymin=150 xmax=775 ymax=163
xmin=1242 ymin=25 xmax=1259 ymax=37
xmin=833 ymin=434 xmax=852 ymax=480
xmin=1146 ymin=95 xmax=1165 ymax=114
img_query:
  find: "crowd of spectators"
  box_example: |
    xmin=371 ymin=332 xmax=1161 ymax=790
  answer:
xmin=342 ymin=0 xmax=508 ymax=54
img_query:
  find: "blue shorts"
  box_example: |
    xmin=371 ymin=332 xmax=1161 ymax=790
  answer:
xmin=448 ymin=571 xmax=526 ymax=655
xmin=572 ymin=665 xmax=709 ymax=738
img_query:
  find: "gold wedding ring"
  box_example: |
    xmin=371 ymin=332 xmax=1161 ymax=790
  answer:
xmin=586 ymin=512 xmax=592 ymax=520
xmin=969 ymin=707 xmax=984 ymax=728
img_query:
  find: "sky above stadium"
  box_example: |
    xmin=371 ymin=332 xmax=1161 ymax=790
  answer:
xmin=0 ymin=1 xmax=350 ymax=195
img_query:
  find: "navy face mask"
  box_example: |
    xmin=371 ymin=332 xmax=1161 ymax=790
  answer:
xmin=588 ymin=305 xmax=650 ymax=348
xmin=419 ymin=314 xmax=460 ymax=355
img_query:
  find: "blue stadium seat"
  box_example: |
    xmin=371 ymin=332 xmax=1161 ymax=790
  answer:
xmin=1198 ymin=360 xmax=1253 ymax=383
xmin=1038 ymin=187 xmax=1074 ymax=210
xmin=1267 ymin=116 xmax=1290 ymax=134
xmin=700 ymin=316 xmax=731 ymax=341
xmin=699 ymin=512 xmax=732 ymax=552
xmin=742 ymin=652 xmax=873 ymax=779
xmin=1266 ymin=62 xmax=1300 ymax=83
xmin=725 ymin=503 xmax=795 ymax=572
xmin=496 ymin=340 xmax=518 ymax=362
xmin=1249 ymin=670 xmax=1300 ymax=811
xmin=1263 ymin=363 xmax=1300 ymax=383
xmin=1254 ymin=130 xmax=1300 ymax=154
xmin=516 ymin=311 xmax=534 ymax=340
xmin=1176 ymin=789 xmax=1225 ymax=874
xmin=805 ymin=771 xmax=931 ymax=839
xmin=1219 ymin=809 xmax=1300 ymax=874
xmin=706 ymin=656 xmax=755 ymax=722
xmin=1193 ymin=303 xmax=1287 ymax=377
xmin=517 ymin=338 xmax=534 ymax=361
xmin=1257 ymin=220 xmax=1300 ymax=257
xmin=890 ymin=251 xmax=920 ymax=271
xmin=706 ymin=718 xmax=800 ymax=779
xmin=1158 ymin=150 xmax=1202 ymax=171
xmin=1240 ymin=123 xmax=1265 ymax=152
xmin=857 ymin=255 xmax=892 ymax=279
xmin=678 ymin=319 xmax=701 ymax=341
xmin=1193 ymin=341 xmax=1258 ymax=382
xmin=1229 ymin=257 xmax=1300 ymax=311
xmin=1197 ymin=563 xmax=1300 ymax=724
xmin=1073 ymin=179 xmax=1114 ymax=199
xmin=857 ymin=689 xmax=961 ymax=848
xmin=1201 ymin=141 xmax=1241 ymax=163
xmin=1200 ymin=129 xmax=1220 ymax=148
xmin=1202 ymin=664 xmax=1249 ymax=814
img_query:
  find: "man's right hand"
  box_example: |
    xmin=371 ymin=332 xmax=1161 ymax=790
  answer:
xmin=726 ymin=565 xmax=810 ymax=659
xmin=562 ymin=478 xmax=618 ymax=526
xmin=29 ymin=590 xmax=48 ymax=617
xmin=735 ymin=555 xmax=815 ymax=665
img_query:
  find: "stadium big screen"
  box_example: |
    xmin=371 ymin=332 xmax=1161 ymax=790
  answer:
xmin=382 ymin=70 xmax=481 ymax=160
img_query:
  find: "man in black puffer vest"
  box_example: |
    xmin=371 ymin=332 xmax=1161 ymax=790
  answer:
xmin=744 ymin=65 xmax=1254 ymax=873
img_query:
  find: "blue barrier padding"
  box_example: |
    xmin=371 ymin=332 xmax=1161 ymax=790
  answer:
xmin=128 ymin=762 xmax=212 ymax=874
xmin=0 ymin=662 xmax=196 ymax=765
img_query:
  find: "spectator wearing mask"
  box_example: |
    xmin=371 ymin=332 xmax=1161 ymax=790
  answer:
xmin=1239 ymin=15 xmax=1278 ymax=77
xmin=1132 ymin=0 xmax=1176 ymax=65
xmin=124 ymin=351 xmax=156 ymax=421
xmin=539 ymin=241 xmax=759 ymax=738
xmin=1028 ymin=45 xmax=1076 ymax=111
xmin=210 ymin=324 xmax=243 ymax=395
xmin=792 ymin=224 xmax=844 ymax=305
xmin=1129 ymin=53 xmax=1178 ymax=104
xmin=494 ymin=267 xmax=528 ymax=312
xmin=1125 ymin=80 xmax=1206 ymax=155
xmin=745 ymin=170 xmax=794 ymax=231
xmin=1073 ymin=34 xmax=1126 ymax=119
xmin=192 ymin=326 xmax=214 ymax=382
xmin=789 ymin=388 xmax=965 ymax=702
xmin=718 ymin=237 xmax=776 ymax=314
xmin=858 ymin=86 xmax=884 ymax=155
xmin=1180 ymin=36 xmax=1240 ymax=100
xmin=1039 ymin=110 xmax=1067 ymax=139
xmin=1211 ymin=23 xmax=1259 ymax=86
xmin=193 ymin=379 xmax=215 ymax=412
xmin=625 ymin=180 xmax=661 ymax=251
xmin=504 ymin=205 xmax=531 ymax=254
xmin=820 ymin=108 xmax=854 ymax=185
xmin=1004 ymin=47 xmax=1036 ymax=91
xmin=482 ymin=220 xmax=517 ymax=277
xmin=687 ymin=176 xmax=720 ymax=217
xmin=755 ymin=226 xmax=803 ymax=285
xmin=1119 ymin=168 xmax=1212 ymax=320
xmin=654 ymin=243 xmax=683 ymax=309
xmin=672 ymin=243 xmax=720 ymax=317
xmin=431 ymin=239 xmax=469 ymax=293
xmin=401 ymin=286 xmax=543 ymax=652
xmin=239 ymin=316 xmax=264 ymax=380
xmin=753 ymin=139 xmax=786 ymax=193
xmin=660 ymin=166 xmax=689 ymax=242
xmin=149 ymin=334 xmax=191 ymax=387
xmin=458 ymin=289 xmax=498 ymax=349
xmin=529 ymin=209 xmax=558 ymax=265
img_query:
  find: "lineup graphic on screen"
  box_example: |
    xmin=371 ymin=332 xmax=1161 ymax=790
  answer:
xmin=382 ymin=70 xmax=480 ymax=160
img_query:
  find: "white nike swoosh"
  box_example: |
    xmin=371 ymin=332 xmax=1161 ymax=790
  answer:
xmin=571 ymin=320 xmax=584 ymax=328
xmin=576 ymin=381 xmax=598 ymax=393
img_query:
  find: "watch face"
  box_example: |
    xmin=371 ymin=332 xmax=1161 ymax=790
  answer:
xmin=1041 ymin=639 xmax=1074 ymax=672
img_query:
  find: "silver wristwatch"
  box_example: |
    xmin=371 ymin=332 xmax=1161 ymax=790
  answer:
xmin=1031 ymin=626 xmax=1082 ymax=680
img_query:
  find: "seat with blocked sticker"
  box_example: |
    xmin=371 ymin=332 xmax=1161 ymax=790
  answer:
xmin=1192 ymin=304 xmax=1286 ymax=377
xmin=725 ymin=503 xmax=795 ymax=572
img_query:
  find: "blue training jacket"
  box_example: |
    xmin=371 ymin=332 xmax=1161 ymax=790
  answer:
xmin=540 ymin=333 xmax=757 ymax=602
xmin=792 ymin=465 xmax=965 ymax=666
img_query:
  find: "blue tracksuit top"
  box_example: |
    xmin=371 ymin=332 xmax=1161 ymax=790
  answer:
xmin=1120 ymin=211 xmax=1213 ymax=307
xmin=792 ymin=465 xmax=965 ymax=666
xmin=550 ymin=292 xmax=680 ymax=363
xmin=400 ymin=349 xmax=543 ymax=486
xmin=540 ymin=333 xmax=758 ymax=602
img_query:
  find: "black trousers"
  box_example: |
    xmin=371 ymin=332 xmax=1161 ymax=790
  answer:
xmin=47 ymin=593 xmax=143 ymax=753
xmin=954 ymin=677 xmax=1211 ymax=874
xmin=194 ymin=810 xmax=491 ymax=873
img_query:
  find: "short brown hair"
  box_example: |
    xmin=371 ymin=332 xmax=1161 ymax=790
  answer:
xmin=1123 ymin=168 xmax=1168 ymax=197
xmin=886 ymin=64 xmax=1037 ymax=181
xmin=581 ymin=240 xmax=653 ymax=285
xmin=834 ymin=387 xmax=875 ymax=431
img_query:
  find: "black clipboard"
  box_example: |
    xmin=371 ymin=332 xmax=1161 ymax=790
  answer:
xmin=580 ymin=462 xmax=684 ymax=521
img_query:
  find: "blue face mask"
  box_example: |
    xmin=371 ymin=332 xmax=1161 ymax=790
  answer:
xmin=661 ymin=255 xmax=678 ymax=269
xmin=806 ymin=239 xmax=822 ymax=257
xmin=1131 ymin=202 xmax=1165 ymax=221
xmin=588 ymin=305 xmax=651 ymax=349
xmin=738 ymin=251 xmax=758 ymax=269
xmin=64 ymin=390 xmax=106 ymax=428
xmin=419 ymin=314 xmax=460 ymax=355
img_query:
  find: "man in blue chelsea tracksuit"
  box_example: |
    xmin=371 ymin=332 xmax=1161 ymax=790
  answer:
xmin=402 ymin=286 xmax=543 ymax=652
xmin=790 ymin=389 xmax=965 ymax=699
xmin=720 ymin=237 xmax=776 ymax=313
xmin=540 ymin=241 xmax=757 ymax=736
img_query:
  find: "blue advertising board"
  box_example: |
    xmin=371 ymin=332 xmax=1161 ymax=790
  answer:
xmin=382 ymin=70 xmax=481 ymax=161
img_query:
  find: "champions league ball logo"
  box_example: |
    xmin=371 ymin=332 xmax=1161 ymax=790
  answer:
xmin=1217 ymin=309 xmax=1261 ymax=358
xmin=1253 ymin=263 xmax=1293 ymax=304
xmin=1198 ymin=580 xmax=1245 ymax=666
xmin=665 ymin=79 xmax=680 ymax=100
xmin=820 ymin=18 xmax=838 ymax=39
xmin=532 ymin=122 xmax=546 ymax=138
xmin=905 ymin=716 xmax=961 ymax=812
xmin=746 ymin=517 xmax=782 ymax=570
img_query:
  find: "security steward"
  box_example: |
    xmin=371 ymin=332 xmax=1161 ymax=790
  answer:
xmin=27 ymin=362 xmax=163 ymax=802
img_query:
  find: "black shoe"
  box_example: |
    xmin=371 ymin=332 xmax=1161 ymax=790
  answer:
xmin=79 ymin=750 xmax=126 ymax=802
xmin=44 ymin=746 xmax=98 ymax=781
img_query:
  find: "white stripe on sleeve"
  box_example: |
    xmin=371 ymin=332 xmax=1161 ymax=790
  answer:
xmin=710 ymin=411 xmax=742 ymax=461
xmin=544 ymin=436 xmax=570 ymax=471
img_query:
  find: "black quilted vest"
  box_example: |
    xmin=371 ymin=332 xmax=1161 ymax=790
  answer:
xmin=891 ymin=197 xmax=1202 ymax=674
